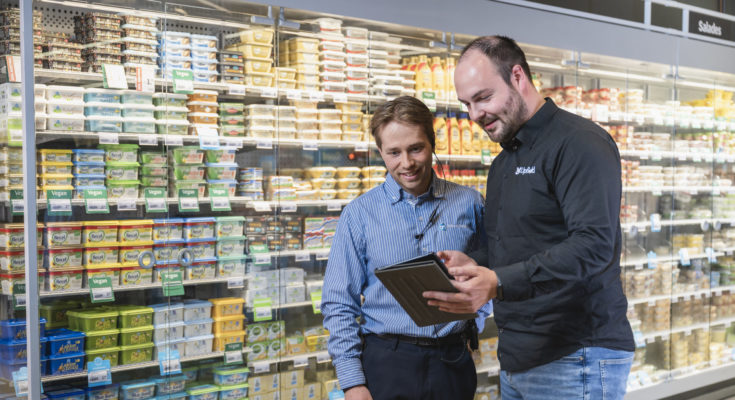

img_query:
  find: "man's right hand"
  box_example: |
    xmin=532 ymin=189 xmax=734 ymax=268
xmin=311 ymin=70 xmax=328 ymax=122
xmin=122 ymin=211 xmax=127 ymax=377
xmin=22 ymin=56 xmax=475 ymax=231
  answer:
xmin=437 ymin=250 xmax=478 ymax=282
xmin=345 ymin=385 xmax=373 ymax=400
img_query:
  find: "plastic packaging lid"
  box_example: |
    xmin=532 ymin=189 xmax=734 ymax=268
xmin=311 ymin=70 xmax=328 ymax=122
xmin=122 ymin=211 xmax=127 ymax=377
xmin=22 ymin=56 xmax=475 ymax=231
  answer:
xmin=120 ymin=325 xmax=153 ymax=334
xmin=86 ymin=115 xmax=123 ymax=122
xmin=216 ymin=255 xmax=248 ymax=261
xmin=46 ymin=388 xmax=86 ymax=399
xmin=149 ymin=302 xmax=184 ymax=312
xmin=85 ymin=88 xmax=125 ymax=95
xmin=123 ymin=117 xmax=156 ymax=123
xmin=68 ymin=309 xmax=119 ymax=319
xmin=47 ymin=85 xmax=85 ymax=92
xmin=123 ymin=104 xmax=155 ymax=110
xmin=84 ymin=328 xmax=120 ymax=337
xmin=153 ymin=93 xmax=188 ymax=99
xmin=155 ymin=119 xmax=190 ymax=126
xmin=120 ymin=379 xmax=156 ymax=391
xmin=153 ymin=218 xmax=185 ymax=224
xmin=185 ymin=217 xmax=216 ymax=223
xmin=216 ymin=216 xmax=245 ymax=222
xmin=154 ymin=238 xmax=185 ymax=245
xmin=191 ymin=34 xmax=218 ymax=41
xmin=87 ymin=346 xmax=121 ymax=356
xmin=153 ymin=320 xmax=185 ymax=329
xmin=214 ymin=365 xmax=250 ymax=375
xmin=183 ymin=299 xmax=213 ymax=308
xmin=205 ymin=162 xmax=238 ymax=168
xmin=152 ymin=374 xmax=187 ymax=383
xmin=86 ymin=101 xmax=123 ymax=108
xmin=184 ymin=317 xmax=214 ymax=325
xmin=185 ymin=237 xmax=215 ymax=244
xmin=118 ymin=220 xmax=154 ymax=226
xmin=75 ymin=161 xmax=106 ymax=166
xmin=187 ymin=385 xmax=219 ymax=395
xmin=118 ymin=306 xmax=153 ymax=316
xmin=72 ymin=149 xmax=105 ymax=154
xmin=158 ymin=31 xmax=191 ymax=38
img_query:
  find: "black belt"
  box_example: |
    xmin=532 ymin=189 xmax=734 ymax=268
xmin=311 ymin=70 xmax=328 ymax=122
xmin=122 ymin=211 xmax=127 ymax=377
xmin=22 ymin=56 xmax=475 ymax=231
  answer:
xmin=371 ymin=332 xmax=466 ymax=347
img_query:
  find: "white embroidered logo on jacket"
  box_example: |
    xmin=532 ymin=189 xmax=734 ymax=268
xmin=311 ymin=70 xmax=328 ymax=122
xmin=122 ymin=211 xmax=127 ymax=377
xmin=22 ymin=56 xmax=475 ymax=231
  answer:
xmin=515 ymin=166 xmax=536 ymax=175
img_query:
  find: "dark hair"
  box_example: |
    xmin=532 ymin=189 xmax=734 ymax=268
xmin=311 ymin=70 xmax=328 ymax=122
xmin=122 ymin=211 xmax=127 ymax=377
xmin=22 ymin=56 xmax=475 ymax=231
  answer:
xmin=459 ymin=35 xmax=532 ymax=86
xmin=370 ymin=96 xmax=435 ymax=150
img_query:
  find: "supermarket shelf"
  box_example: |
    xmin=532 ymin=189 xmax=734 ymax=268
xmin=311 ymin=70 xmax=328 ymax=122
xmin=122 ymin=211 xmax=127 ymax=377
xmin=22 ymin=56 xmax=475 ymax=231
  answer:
xmin=620 ymin=252 xmax=712 ymax=268
xmin=627 ymin=285 xmax=735 ymax=306
xmin=36 ymin=277 xmax=238 ymax=299
xmin=255 ymin=249 xmax=331 ymax=260
xmin=28 ymin=197 xmax=351 ymax=211
xmin=475 ymin=364 xmax=500 ymax=377
xmin=40 ymin=351 xmax=227 ymax=383
xmin=623 ymin=186 xmax=735 ymax=194
xmin=247 ymin=350 xmax=331 ymax=369
xmin=621 ymin=218 xmax=725 ymax=232
xmin=625 ymin=360 xmax=735 ymax=400
xmin=619 ymin=149 xmax=735 ymax=163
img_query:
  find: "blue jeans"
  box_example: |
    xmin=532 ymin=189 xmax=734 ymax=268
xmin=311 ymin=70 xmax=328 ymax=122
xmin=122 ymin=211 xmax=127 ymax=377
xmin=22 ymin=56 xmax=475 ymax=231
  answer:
xmin=500 ymin=347 xmax=633 ymax=400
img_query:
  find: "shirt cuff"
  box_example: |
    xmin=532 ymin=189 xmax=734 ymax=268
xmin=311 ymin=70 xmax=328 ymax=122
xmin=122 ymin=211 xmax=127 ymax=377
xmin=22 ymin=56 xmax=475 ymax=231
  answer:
xmin=475 ymin=301 xmax=493 ymax=333
xmin=494 ymin=262 xmax=531 ymax=302
xmin=334 ymin=357 xmax=366 ymax=391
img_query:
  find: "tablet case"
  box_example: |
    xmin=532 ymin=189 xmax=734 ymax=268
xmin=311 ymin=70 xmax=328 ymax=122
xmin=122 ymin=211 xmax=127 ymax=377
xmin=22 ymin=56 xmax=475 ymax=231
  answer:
xmin=374 ymin=253 xmax=478 ymax=327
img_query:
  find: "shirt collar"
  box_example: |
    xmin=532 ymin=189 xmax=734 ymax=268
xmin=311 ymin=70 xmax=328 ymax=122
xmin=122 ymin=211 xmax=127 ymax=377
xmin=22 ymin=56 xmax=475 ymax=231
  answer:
xmin=501 ymin=97 xmax=558 ymax=151
xmin=383 ymin=171 xmax=445 ymax=205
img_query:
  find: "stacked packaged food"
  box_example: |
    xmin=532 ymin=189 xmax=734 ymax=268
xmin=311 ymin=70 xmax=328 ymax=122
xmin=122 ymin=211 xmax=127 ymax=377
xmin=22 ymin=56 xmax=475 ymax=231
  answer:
xmin=75 ymin=12 xmax=122 ymax=73
xmin=317 ymin=18 xmax=347 ymax=94
xmin=121 ymin=16 xmax=159 ymax=76
xmin=234 ymin=28 xmax=275 ymax=88
xmin=342 ymin=26 xmax=369 ymax=95
xmin=280 ymin=37 xmax=319 ymax=92
xmin=0 ymin=8 xmax=43 ymax=66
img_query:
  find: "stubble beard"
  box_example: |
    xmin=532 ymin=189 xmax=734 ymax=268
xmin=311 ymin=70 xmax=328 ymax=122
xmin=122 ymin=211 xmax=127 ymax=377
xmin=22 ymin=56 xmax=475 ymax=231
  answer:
xmin=484 ymin=89 xmax=528 ymax=144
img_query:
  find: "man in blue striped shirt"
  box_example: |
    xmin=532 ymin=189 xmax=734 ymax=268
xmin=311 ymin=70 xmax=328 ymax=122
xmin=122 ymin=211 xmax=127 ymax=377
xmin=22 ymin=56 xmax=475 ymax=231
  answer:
xmin=322 ymin=96 xmax=492 ymax=400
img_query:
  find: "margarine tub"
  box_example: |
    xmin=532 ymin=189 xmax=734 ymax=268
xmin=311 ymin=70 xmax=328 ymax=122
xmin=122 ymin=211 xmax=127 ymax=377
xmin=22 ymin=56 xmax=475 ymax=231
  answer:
xmin=106 ymin=180 xmax=139 ymax=199
xmin=73 ymin=174 xmax=106 ymax=187
xmin=172 ymin=146 xmax=204 ymax=164
xmin=311 ymin=178 xmax=336 ymax=190
xmin=140 ymin=164 xmax=168 ymax=177
xmin=185 ymin=259 xmax=216 ymax=280
xmin=337 ymin=178 xmax=361 ymax=190
xmin=306 ymin=166 xmax=336 ymax=179
xmin=47 ymin=268 xmax=83 ymax=292
xmin=184 ymin=217 xmax=215 ymax=240
xmin=99 ymin=144 xmax=139 ymax=163
xmin=153 ymin=92 xmax=188 ymax=107
xmin=336 ymin=166 xmax=361 ymax=179
xmin=74 ymin=162 xmax=106 ymax=176
xmin=46 ymin=222 xmax=83 ymax=248
xmin=83 ymin=245 xmax=119 ymax=266
xmin=72 ymin=149 xmax=105 ymax=163
xmin=106 ymin=162 xmax=139 ymax=181
xmin=39 ymin=149 xmax=73 ymax=163
xmin=153 ymin=218 xmax=184 ymax=241
xmin=338 ymin=189 xmax=361 ymax=200
xmin=118 ymin=220 xmax=154 ymax=243
xmin=82 ymin=221 xmax=119 ymax=245
xmin=47 ymin=247 xmax=83 ymax=270
xmin=216 ymin=255 xmax=246 ymax=278
xmin=119 ymin=265 xmax=153 ymax=287
xmin=210 ymin=297 xmax=244 ymax=318
xmin=119 ymin=244 xmax=153 ymax=265
xmin=173 ymin=164 xmax=205 ymax=180
xmin=186 ymin=238 xmax=216 ymax=261
xmin=213 ymin=330 xmax=245 ymax=352
xmin=0 ymin=223 xmax=42 ymax=248
xmin=153 ymin=239 xmax=184 ymax=263
xmin=1 ymin=249 xmax=41 ymax=272
xmin=363 ymin=176 xmax=385 ymax=189
xmin=1 ymin=272 xmax=44 ymax=295
xmin=84 ymin=265 xmax=121 ymax=288
xmin=216 ymin=236 xmax=246 ymax=258
xmin=139 ymin=151 xmax=167 ymax=165
xmin=319 ymin=189 xmax=337 ymax=200
xmin=153 ymin=262 xmax=182 ymax=283
xmin=215 ymin=216 xmax=245 ymax=238
xmin=173 ymin=180 xmax=207 ymax=198
xmin=361 ymin=166 xmax=387 ymax=178
xmin=39 ymin=162 xmax=73 ymax=175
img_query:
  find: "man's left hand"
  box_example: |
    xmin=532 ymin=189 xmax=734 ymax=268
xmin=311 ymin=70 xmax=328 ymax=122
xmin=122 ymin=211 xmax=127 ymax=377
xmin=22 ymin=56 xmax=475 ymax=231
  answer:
xmin=423 ymin=266 xmax=498 ymax=313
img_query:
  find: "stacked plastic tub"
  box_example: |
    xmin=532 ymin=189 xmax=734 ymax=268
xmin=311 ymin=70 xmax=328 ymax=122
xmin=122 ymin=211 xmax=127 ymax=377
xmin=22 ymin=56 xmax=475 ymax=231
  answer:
xmin=159 ymin=30 xmax=192 ymax=82
xmin=74 ymin=12 xmax=122 ymax=73
xmin=279 ymin=36 xmax=319 ymax=92
xmin=121 ymin=15 xmax=159 ymax=77
xmin=342 ymin=26 xmax=370 ymax=95
xmin=153 ymin=92 xmax=190 ymax=136
xmin=368 ymin=31 xmax=403 ymax=98
xmin=226 ymin=28 xmax=274 ymax=88
xmin=188 ymin=90 xmax=219 ymax=136
xmin=316 ymin=18 xmax=347 ymax=95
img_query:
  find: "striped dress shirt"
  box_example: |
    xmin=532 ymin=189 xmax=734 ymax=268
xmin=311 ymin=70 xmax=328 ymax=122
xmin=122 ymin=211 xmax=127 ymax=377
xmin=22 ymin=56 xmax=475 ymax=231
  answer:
xmin=321 ymin=172 xmax=492 ymax=390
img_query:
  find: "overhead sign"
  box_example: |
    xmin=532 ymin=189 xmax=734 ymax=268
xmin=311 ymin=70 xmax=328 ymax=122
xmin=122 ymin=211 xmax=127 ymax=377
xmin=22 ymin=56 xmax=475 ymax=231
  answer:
xmin=689 ymin=11 xmax=735 ymax=41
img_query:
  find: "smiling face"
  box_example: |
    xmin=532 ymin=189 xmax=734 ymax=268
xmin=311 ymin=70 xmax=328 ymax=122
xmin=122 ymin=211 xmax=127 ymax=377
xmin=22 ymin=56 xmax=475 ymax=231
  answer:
xmin=377 ymin=121 xmax=434 ymax=197
xmin=455 ymin=49 xmax=529 ymax=144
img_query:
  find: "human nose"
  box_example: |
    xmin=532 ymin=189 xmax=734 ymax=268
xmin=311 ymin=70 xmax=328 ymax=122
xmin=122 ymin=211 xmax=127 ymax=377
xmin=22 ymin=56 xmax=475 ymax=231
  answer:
xmin=468 ymin=104 xmax=483 ymax=123
xmin=399 ymin=151 xmax=413 ymax=168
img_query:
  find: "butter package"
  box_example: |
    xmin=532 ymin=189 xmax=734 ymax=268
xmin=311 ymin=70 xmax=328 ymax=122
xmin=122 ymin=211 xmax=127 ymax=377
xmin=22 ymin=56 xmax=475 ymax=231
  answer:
xmin=0 ymin=223 xmax=42 ymax=248
xmin=85 ymin=265 xmax=121 ymax=287
xmin=47 ymin=268 xmax=84 ymax=292
xmin=119 ymin=266 xmax=153 ymax=287
xmin=248 ymin=372 xmax=280 ymax=395
xmin=304 ymin=382 xmax=322 ymax=400
xmin=82 ymin=221 xmax=119 ymax=245
xmin=244 ymin=216 xmax=267 ymax=234
xmin=47 ymin=247 xmax=83 ymax=269
xmin=46 ymin=222 xmax=83 ymax=248
xmin=83 ymin=245 xmax=119 ymax=266
xmin=118 ymin=220 xmax=154 ymax=243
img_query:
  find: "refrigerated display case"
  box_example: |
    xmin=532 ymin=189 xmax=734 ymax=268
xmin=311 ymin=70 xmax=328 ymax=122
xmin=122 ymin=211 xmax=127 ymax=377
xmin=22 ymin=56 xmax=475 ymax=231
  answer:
xmin=1 ymin=0 xmax=735 ymax=399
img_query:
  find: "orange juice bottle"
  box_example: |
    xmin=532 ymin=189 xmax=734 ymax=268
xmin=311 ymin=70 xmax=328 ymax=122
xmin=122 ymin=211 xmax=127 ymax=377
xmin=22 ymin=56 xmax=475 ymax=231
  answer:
xmin=471 ymin=120 xmax=484 ymax=155
xmin=446 ymin=57 xmax=457 ymax=102
xmin=459 ymin=113 xmax=473 ymax=155
xmin=415 ymin=55 xmax=433 ymax=98
xmin=431 ymin=56 xmax=446 ymax=101
xmin=434 ymin=113 xmax=448 ymax=154
xmin=447 ymin=112 xmax=461 ymax=155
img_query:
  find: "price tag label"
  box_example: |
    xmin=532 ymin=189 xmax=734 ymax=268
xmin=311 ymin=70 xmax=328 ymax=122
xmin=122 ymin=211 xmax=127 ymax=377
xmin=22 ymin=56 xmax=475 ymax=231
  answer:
xmin=89 ymin=277 xmax=114 ymax=303
xmin=650 ymin=213 xmax=662 ymax=233
xmin=197 ymin=125 xmax=219 ymax=137
xmin=47 ymin=189 xmax=72 ymax=216
xmin=172 ymin=69 xmax=194 ymax=94
xmin=253 ymin=201 xmax=272 ymax=212
xmin=84 ymin=188 xmax=110 ymax=214
xmin=316 ymin=352 xmax=331 ymax=363
xmin=222 ymin=138 xmax=244 ymax=149
xmin=12 ymin=282 xmax=24 ymax=310
xmin=295 ymin=252 xmax=310 ymax=262
xmin=648 ymin=300 xmax=656 ymax=307
xmin=256 ymin=139 xmax=273 ymax=149
xmin=10 ymin=189 xmax=23 ymax=215
xmin=293 ymin=357 xmax=309 ymax=368
xmin=280 ymin=201 xmax=297 ymax=213
xmin=423 ymin=99 xmax=437 ymax=112
xmin=159 ymin=350 xmax=182 ymax=375
xmin=332 ymin=93 xmax=348 ymax=103
xmin=706 ymin=247 xmax=717 ymax=263
xmin=12 ymin=367 xmax=28 ymax=397
xmin=286 ymin=89 xmax=302 ymax=100
xmin=680 ymin=248 xmax=691 ymax=266
xmin=635 ymin=264 xmax=643 ymax=270
xmin=678 ymin=153 xmax=688 ymax=161
xmin=136 ymin=65 xmax=156 ymax=93
xmin=701 ymin=220 xmax=711 ymax=231
xmin=252 ymin=361 xmax=270 ymax=374
xmin=199 ymin=135 xmax=220 ymax=150
xmin=228 ymin=84 xmax=246 ymax=96
xmin=209 ymin=188 xmax=232 ymax=212
xmin=311 ymin=290 xmax=322 ymax=314
xmin=165 ymin=135 xmax=184 ymax=147
xmin=161 ymin=270 xmax=185 ymax=296
xmin=647 ymin=251 xmax=658 ymax=269
xmin=635 ymin=115 xmax=645 ymax=125
xmin=98 ymin=132 xmax=119 ymax=145
xmin=326 ymin=200 xmax=342 ymax=211
xmin=138 ymin=134 xmax=158 ymax=146
xmin=254 ymin=253 xmax=271 ymax=265
xmin=224 ymin=342 xmax=244 ymax=365
xmin=308 ymin=91 xmax=325 ymax=102
xmin=8 ymin=129 xmax=21 ymax=146
xmin=665 ymin=117 xmax=676 ymax=126
xmin=693 ymin=154 xmax=703 ymax=162
xmin=87 ymin=358 xmax=112 ymax=387
xmin=117 ymin=198 xmax=137 ymax=211
xmin=303 ymin=141 xmax=319 ymax=151
xmin=593 ymin=104 xmax=609 ymax=122
xmin=261 ymin=87 xmax=278 ymax=98
xmin=481 ymin=149 xmax=492 ymax=165
xmin=178 ymin=189 xmax=200 ymax=212
xmin=645 ymin=336 xmax=656 ymax=344
xmin=145 ymin=187 xmax=168 ymax=213
xmin=315 ymin=249 xmax=330 ymax=260
xmin=102 ymin=64 xmax=128 ymax=89
xmin=227 ymin=277 xmax=245 ymax=289
xmin=253 ymin=298 xmax=273 ymax=322
xmin=354 ymin=142 xmax=369 ymax=152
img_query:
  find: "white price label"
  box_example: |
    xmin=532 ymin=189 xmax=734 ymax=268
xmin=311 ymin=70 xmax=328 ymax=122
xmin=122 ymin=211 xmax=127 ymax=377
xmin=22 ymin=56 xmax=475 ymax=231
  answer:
xmin=225 ymin=349 xmax=243 ymax=364
xmin=646 ymin=336 xmax=656 ymax=344
xmin=222 ymin=138 xmax=243 ymax=149
xmin=15 ymin=379 xmax=27 ymax=396
xmin=136 ymin=65 xmax=156 ymax=93
xmin=253 ymin=201 xmax=272 ymax=212
xmin=255 ymin=305 xmax=272 ymax=320
xmin=227 ymin=277 xmax=245 ymax=289
xmin=354 ymin=142 xmax=369 ymax=152
xmin=11 ymin=199 xmax=23 ymax=214
xmin=678 ymin=153 xmax=688 ymax=161
xmin=280 ymin=201 xmax=297 ymax=213
xmin=423 ymin=99 xmax=437 ymax=111
xmin=197 ymin=126 xmax=219 ymax=137
xmin=179 ymin=197 xmax=199 ymax=210
xmin=14 ymin=293 xmax=25 ymax=308
xmin=117 ymin=198 xmax=137 ymax=211
xmin=593 ymin=104 xmax=609 ymax=122
xmin=295 ymin=252 xmax=310 ymax=262
xmin=160 ymin=358 xmax=181 ymax=375
xmin=49 ymin=199 xmax=72 ymax=213
xmin=103 ymin=64 xmax=128 ymax=89
xmin=303 ymin=141 xmax=318 ymax=151
xmin=138 ymin=134 xmax=158 ymax=146
xmin=228 ymin=84 xmax=246 ymax=95
xmin=88 ymin=369 xmax=108 ymax=385
xmin=332 ymin=93 xmax=348 ymax=103
xmin=316 ymin=352 xmax=331 ymax=363
xmin=635 ymin=264 xmax=643 ymax=270
xmin=174 ymin=78 xmax=193 ymax=93
xmin=648 ymin=301 xmax=656 ymax=307
xmin=315 ymin=250 xmax=330 ymax=260
xmin=693 ymin=154 xmax=702 ymax=162
xmin=254 ymin=253 xmax=271 ymax=264
xmin=91 ymin=286 xmax=113 ymax=302
xmin=650 ymin=213 xmax=662 ymax=232
xmin=635 ymin=115 xmax=645 ymax=125
xmin=212 ymin=197 xmax=231 ymax=209
xmin=308 ymin=91 xmax=325 ymax=102
xmin=286 ymin=89 xmax=302 ymax=100
xmin=684 ymin=330 xmax=692 ymax=336
xmin=98 ymin=132 xmax=119 ymax=145
xmin=252 ymin=362 xmax=270 ymax=374
xmin=261 ymin=87 xmax=278 ymax=98
xmin=326 ymin=200 xmax=342 ymax=211
xmin=147 ymin=198 xmax=167 ymax=212
xmin=256 ymin=139 xmax=273 ymax=149
xmin=165 ymin=135 xmax=184 ymax=146
xmin=86 ymin=199 xmax=108 ymax=213
xmin=293 ymin=356 xmax=309 ymax=368
xmin=665 ymin=117 xmax=676 ymax=126
xmin=9 ymin=130 xmax=22 ymax=142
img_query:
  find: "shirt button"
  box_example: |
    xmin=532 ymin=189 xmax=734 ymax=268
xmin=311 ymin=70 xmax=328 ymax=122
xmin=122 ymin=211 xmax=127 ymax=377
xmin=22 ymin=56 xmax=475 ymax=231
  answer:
xmin=418 ymin=217 xmax=424 ymax=221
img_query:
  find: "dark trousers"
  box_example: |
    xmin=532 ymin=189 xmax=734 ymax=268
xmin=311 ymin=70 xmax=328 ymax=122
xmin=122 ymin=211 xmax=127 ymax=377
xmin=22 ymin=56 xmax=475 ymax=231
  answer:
xmin=361 ymin=334 xmax=477 ymax=400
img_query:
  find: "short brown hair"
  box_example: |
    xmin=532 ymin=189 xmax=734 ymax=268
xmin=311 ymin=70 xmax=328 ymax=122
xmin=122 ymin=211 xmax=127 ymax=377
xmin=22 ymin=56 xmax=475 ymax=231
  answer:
xmin=459 ymin=35 xmax=532 ymax=86
xmin=370 ymin=96 xmax=435 ymax=150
